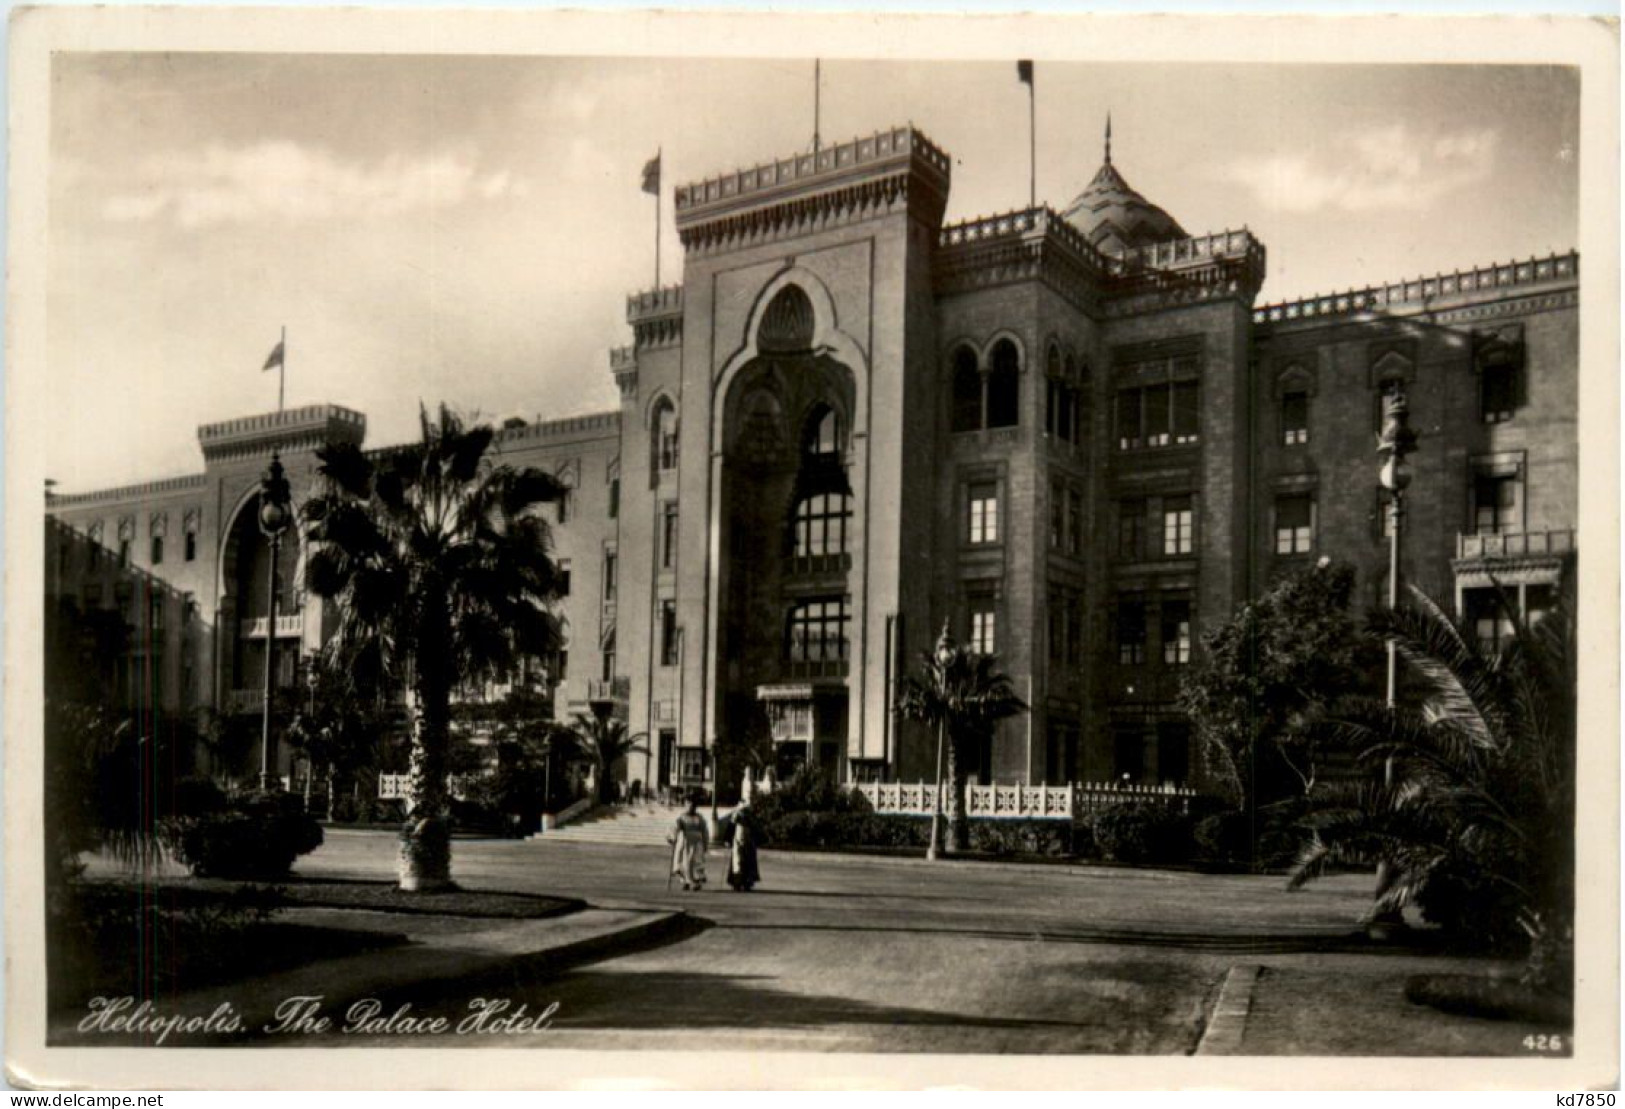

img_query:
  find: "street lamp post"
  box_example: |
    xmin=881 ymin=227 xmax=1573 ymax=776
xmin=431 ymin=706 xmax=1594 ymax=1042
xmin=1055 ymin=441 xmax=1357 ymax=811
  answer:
xmin=926 ymin=624 xmax=956 ymax=862
xmin=257 ymin=452 xmax=293 ymax=792
xmin=1373 ymin=388 xmax=1417 ymax=935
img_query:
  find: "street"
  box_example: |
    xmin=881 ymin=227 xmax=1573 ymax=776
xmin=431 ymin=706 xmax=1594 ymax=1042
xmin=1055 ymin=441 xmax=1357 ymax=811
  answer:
xmin=289 ymin=830 xmax=1541 ymax=1055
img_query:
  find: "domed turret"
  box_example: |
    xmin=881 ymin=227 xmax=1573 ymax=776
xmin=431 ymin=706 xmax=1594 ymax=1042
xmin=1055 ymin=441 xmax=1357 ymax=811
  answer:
xmin=1060 ymin=116 xmax=1188 ymax=254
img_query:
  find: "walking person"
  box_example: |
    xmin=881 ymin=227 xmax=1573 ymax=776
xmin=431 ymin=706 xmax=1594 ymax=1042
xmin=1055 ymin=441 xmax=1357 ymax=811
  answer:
xmin=725 ymin=800 xmax=762 ymax=892
xmin=667 ymin=794 xmax=709 ymax=891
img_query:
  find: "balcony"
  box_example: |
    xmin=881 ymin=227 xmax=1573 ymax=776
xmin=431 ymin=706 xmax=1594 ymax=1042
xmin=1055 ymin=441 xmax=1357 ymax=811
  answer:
xmin=240 ymin=613 xmax=304 ymax=639
xmin=224 ymin=688 xmax=266 ymax=715
xmin=1455 ymin=529 xmax=1575 ymax=560
xmin=587 ymin=676 xmax=630 ymax=703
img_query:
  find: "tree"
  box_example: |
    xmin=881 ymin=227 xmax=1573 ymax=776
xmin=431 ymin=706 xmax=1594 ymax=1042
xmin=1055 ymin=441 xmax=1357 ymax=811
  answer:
xmin=1290 ymin=586 xmax=1575 ymax=991
xmin=712 ymin=700 xmax=776 ymax=804
xmin=895 ymin=629 xmax=1026 ymax=855
xmin=302 ymin=403 xmax=566 ymax=891
xmin=283 ymin=646 xmax=399 ymax=820
xmin=1178 ymin=559 xmax=1375 ymax=845
xmin=567 ymin=712 xmax=649 ymax=805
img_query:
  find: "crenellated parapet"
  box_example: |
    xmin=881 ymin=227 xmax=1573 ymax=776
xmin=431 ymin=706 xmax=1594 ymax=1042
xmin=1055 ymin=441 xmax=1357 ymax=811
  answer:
xmin=626 ymin=284 xmax=684 ymax=349
xmin=495 ymin=411 xmax=621 ymax=448
xmin=1253 ymin=251 xmax=1579 ymax=328
xmin=197 ymin=404 xmax=366 ymax=464
xmin=934 ymin=208 xmax=1264 ymax=316
xmin=1101 ymin=227 xmax=1267 ymax=316
xmin=47 ymin=472 xmax=207 ymax=510
xmin=608 ymin=345 xmax=638 ymax=400
xmin=673 ymin=126 xmax=951 ymax=255
xmin=935 ymin=206 xmax=1110 ymax=313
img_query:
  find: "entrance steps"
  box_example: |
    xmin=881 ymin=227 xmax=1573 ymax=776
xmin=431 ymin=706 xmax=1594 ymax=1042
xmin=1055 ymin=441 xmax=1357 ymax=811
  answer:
xmin=534 ymin=802 xmax=686 ymax=846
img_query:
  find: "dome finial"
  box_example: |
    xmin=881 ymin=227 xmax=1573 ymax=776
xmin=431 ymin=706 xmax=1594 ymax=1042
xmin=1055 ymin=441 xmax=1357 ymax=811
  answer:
xmin=1105 ymin=112 xmax=1113 ymax=165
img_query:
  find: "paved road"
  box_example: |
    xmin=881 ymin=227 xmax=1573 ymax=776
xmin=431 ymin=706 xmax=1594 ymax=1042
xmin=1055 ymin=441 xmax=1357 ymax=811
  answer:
xmin=288 ymin=830 xmax=1535 ymax=1055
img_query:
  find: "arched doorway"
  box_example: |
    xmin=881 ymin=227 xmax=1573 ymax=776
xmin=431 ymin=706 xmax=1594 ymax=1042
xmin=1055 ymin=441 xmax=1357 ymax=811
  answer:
xmin=716 ymin=285 xmax=857 ymax=786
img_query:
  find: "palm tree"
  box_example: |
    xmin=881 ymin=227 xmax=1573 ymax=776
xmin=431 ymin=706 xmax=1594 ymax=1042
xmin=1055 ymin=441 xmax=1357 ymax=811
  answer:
xmin=895 ymin=625 xmax=1027 ymax=855
xmin=567 ymin=712 xmax=649 ymax=805
xmin=1290 ymin=586 xmax=1574 ymax=988
xmin=302 ymin=404 xmax=566 ymax=891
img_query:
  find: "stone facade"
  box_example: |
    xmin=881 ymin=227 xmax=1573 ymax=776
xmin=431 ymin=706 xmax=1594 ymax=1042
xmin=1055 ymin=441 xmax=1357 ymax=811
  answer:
xmin=46 ymin=124 xmax=1579 ymax=797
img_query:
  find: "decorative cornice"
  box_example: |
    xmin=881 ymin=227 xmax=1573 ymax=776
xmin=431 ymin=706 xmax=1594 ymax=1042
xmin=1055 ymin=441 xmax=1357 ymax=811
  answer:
xmin=626 ymin=285 xmax=684 ymax=349
xmin=197 ymin=404 xmax=366 ymax=464
xmin=47 ymin=472 xmax=207 ymax=509
xmin=674 ymin=126 xmax=951 ymax=255
xmin=495 ymin=411 xmax=620 ymax=447
xmin=1253 ymin=252 xmax=1578 ymax=328
xmin=609 ymin=345 xmax=638 ymax=399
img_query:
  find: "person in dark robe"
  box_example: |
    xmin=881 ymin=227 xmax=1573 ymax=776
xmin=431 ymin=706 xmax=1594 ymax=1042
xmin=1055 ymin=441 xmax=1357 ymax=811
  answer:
xmin=725 ymin=801 xmax=762 ymax=892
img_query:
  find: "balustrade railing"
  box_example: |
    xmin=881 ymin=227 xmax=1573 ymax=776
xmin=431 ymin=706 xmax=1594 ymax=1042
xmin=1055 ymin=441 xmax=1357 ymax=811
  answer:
xmin=856 ymin=780 xmax=1198 ymax=821
xmin=1456 ymin=528 xmax=1576 ymax=559
xmin=1253 ymin=252 xmax=1578 ymax=325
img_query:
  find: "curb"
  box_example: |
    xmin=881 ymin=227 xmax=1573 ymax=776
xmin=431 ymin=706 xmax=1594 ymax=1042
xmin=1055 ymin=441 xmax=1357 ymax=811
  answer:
xmin=1194 ymin=964 xmax=1264 ymax=1055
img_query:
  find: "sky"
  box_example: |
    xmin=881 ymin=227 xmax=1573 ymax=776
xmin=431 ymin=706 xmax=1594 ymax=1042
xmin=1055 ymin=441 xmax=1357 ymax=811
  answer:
xmin=46 ymin=55 xmax=1579 ymax=491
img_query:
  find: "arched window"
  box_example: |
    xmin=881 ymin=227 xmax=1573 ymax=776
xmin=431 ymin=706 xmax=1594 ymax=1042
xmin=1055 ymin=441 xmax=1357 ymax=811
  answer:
xmin=951 ymin=347 xmax=982 ymax=433
xmin=652 ymin=399 xmax=679 ymax=478
xmin=804 ymin=405 xmax=842 ymax=457
xmin=987 ymin=339 xmax=1020 ymax=428
xmin=1045 ymin=345 xmax=1062 ymax=438
xmin=758 ymin=285 xmax=815 ymax=353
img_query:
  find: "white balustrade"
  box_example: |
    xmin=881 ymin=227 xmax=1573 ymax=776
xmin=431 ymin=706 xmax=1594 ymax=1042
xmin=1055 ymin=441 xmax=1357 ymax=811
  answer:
xmin=858 ymin=779 xmax=1198 ymax=821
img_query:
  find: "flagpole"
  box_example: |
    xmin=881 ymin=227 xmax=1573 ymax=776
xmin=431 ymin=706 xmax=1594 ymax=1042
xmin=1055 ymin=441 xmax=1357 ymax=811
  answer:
xmin=654 ymin=147 xmax=662 ymax=289
xmin=278 ymin=325 xmax=286 ymax=413
xmin=813 ymin=60 xmax=822 ymax=153
xmin=1027 ymin=71 xmax=1036 ymax=209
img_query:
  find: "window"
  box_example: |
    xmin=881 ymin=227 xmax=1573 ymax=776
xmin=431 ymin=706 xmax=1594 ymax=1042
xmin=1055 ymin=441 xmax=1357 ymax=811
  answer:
xmin=654 ymin=401 xmax=679 ymax=473
xmin=603 ymin=552 xmax=617 ymax=602
xmin=1116 ymin=597 xmax=1147 ymax=665
xmin=601 ymin=645 xmax=616 ymax=682
xmin=556 ymin=559 xmax=572 ymax=597
xmin=184 ymin=531 xmax=198 ymax=562
xmin=786 ymin=597 xmax=849 ymax=663
xmin=678 ymin=747 xmax=707 ymax=783
xmin=150 ymin=536 xmax=164 ymax=565
xmin=1116 ymin=389 xmax=1142 ymax=450
xmin=1465 ymin=590 xmax=1515 ymax=655
xmin=1117 ymin=377 xmax=1200 ymax=450
xmin=1275 ymin=494 xmax=1314 ymax=555
xmin=149 ymin=595 xmax=166 ymax=632
xmin=986 ymin=340 xmax=1020 ymax=429
xmin=661 ymin=504 xmax=679 ymax=569
xmin=1144 ymin=384 xmax=1171 ymax=447
xmin=792 ymin=492 xmax=851 ymax=558
xmin=556 ymin=650 xmax=569 ymax=682
xmin=1066 ymin=595 xmax=1083 ymax=666
xmin=90 ymin=541 xmax=101 ymax=569
xmin=969 ymin=597 xmax=996 ymax=655
xmin=1118 ymin=499 xmax=1146 ymax=560
xmin=1172 ymin=381 xmax=1199 ymax=445
xmin=807 ymin=407 xmax=841 ymax=456
xmin=1162 ymin=496 xmax=1194 ymax=556
xmin=1282 ymin=391 xmax=1309 ymax=445
xmin=951 ymin=347 xmax=982 ymax=433
xmin=557 ymin=488 xmax=573 ymax=524
xmin=118 ymin=539 xmax=131 ymax=567
xmin=1048 ymin=594 xmax=1066 ymax=663
xmin=1050 ymin=482 xmax=1064 ymax=549
xmin=1481 ymin=356 xmax=1517 ymax=424
xmin=967 ymin=483 xmax=998 ymax=544
xmin=1474 ymin=473 xmax=1519 ymax=535
xmin=1067 ymin=489 xmax=1083 ymax=557
xmin=659 ymin=600 xmax=679 ymax=666
xmin=1160 ymin=600 xmax=1191 ymax=665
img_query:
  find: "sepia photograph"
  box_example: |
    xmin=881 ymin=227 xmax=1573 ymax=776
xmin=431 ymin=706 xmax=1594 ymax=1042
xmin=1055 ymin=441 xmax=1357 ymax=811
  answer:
xmin=6 ymin=7 xmax=1618 ymax=1091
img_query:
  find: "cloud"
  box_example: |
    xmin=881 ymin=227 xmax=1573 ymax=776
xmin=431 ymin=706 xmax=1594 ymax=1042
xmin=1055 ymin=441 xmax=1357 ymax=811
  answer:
xmin=1217 ymin=125 xmax=1498 ymax=214
xmin=98 ymin=140 xmax=528 ymax=228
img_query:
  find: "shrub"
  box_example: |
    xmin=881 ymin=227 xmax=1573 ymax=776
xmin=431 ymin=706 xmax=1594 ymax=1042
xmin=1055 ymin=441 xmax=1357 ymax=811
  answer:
xmin=161 ymin=791 xmax=323 ymax=880
xmin=1088 ymin=802 xmax=1194 ymax=864
xmin=968 ymin=819 xmax=1073 ymax=857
